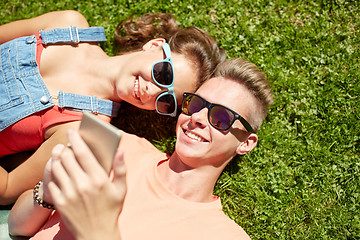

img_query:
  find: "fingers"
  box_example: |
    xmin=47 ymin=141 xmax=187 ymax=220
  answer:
xmin=48 ymin=134 xmax=127 ymax=237
xmin=48 ymin=129 xmax=123 ymax=210
xmin=51 ymin=144 xmax=65 ymax=159
xmin=42 ymin=144 xmax=66 ymax=203
xmin=47 ymin=181 xmax=65 ymax=206
xmin=112 ymin=151 xmax=127 ymax=196
xmin=49 ymin=129 xmax=111 ymax=203
xmin=55 ymin=143 xmax=88 ymax=185
xmin=49 ymin=136 xmax=91 ymax=202
xmin=66 ymin=129 xmax=107 ymax=179
xmin=50 ymin=147 xmax=79 ymax=200
xmin=44 ymin=144 xmax=65 ymax=177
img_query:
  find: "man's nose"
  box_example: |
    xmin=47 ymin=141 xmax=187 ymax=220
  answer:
xmin=189 ymin=107 xmax=208 ymax=128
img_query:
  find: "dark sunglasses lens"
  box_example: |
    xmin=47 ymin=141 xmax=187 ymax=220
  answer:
xmin=157 ymin=93 xmax=176 ymax=114
xmin=209 ymin=106 xmax=234 ymax=130
xmin=153 ymin=62 xmax=173 ymax=86
xmin=182 ymin=95 xmax=204 ymax=115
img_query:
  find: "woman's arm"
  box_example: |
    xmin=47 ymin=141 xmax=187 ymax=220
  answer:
xmin=8 ymin=188 xmax=53 ymax=237
xmin=0 ymin=121 xmax=80 ymax=205
xmin=7 ymin=124 xmax=79 ymax=236
xmin=7 ymin=145 xmax=61 ymax=237
xmin=0 ymin=10 xmax=89 ymax=44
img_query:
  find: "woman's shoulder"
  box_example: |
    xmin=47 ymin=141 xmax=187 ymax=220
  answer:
xmin=41 ymin=10 xmax=90 ymax=30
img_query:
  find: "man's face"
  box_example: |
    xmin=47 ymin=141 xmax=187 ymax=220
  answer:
xmin=175 ymin=77 xmax=258 ymax=169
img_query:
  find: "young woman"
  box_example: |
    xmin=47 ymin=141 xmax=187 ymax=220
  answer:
xmin=0 ymin=10 xmax=225 ymax=204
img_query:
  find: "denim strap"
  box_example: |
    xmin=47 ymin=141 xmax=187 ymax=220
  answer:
xmin=57 ymin=91 xmax=120 ymax=117
xmin=39 ymin=26 xmax=107 ymax=44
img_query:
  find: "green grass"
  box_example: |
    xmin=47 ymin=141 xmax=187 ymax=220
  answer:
xmin=1 ymin=0 xmax=359 ymax=239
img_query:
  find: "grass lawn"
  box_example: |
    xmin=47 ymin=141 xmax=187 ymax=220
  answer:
xmin=1 ymin=0 xmax=359 ymax=239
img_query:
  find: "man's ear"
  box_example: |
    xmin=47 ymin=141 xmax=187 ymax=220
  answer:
xmin=142 ymin=38 xmax=166 ymax=51
xmin=236 ymin=133 xmax=258 ymax=155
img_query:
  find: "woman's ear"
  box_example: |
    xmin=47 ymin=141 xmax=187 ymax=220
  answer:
xmin=236 ymin=133 xmax=258 ymax=155
xmin=142 ymin=38 xmax=166 ymax=51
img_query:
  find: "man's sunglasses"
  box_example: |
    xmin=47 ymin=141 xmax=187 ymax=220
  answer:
xmin=181 ymin=92 xmax=254 ymax=132
xmin=152 ymin=43 xmax=177 ymax=117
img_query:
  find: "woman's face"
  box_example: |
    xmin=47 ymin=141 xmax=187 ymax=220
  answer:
xmin=116 ymin=44 xmax=198 ymax=112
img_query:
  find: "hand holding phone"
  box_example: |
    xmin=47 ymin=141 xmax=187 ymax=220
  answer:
xmin=78 ymin=112 xmax=121 ymax=174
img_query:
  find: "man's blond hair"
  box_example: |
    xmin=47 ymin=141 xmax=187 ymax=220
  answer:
xmin=213 ymin=58 xmax=274 ymax=132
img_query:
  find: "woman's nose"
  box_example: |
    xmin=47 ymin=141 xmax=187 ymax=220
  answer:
xmin=142 ymin=81 xmax=163 ymax=103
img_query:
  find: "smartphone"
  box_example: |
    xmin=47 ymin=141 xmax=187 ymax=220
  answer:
xmin=78 ymin=111 xmax=121 ymax=174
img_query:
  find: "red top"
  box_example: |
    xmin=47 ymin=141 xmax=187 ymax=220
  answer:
xmin=0 ymin=34 xmax=82 ymax=157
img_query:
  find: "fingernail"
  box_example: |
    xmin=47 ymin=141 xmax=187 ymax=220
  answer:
xmin=67 ymin=128 xmax=74 ymax=135
xmin=52 ymin=144 xmax=65 ymax=158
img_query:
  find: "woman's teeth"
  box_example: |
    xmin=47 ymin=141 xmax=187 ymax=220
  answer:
xmin=134 ymin=78 xmax=139 ymax=98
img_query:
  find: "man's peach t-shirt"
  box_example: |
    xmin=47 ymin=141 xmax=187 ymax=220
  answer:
xmin=30 ymin=133 xmax=250 ymax=240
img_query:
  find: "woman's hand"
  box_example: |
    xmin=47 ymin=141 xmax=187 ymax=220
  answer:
xmin=48 ymin=129 xmax=126 ymax=240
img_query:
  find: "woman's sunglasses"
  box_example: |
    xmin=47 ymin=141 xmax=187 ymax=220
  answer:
xmin=152 ymin=43 xmax=177 ymax=117
xmin=181 ymin=92 xmax=254 ymax=132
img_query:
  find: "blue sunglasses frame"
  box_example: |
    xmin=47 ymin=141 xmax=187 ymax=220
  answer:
xmin=152 ymin=43 xmax=177 ymax=117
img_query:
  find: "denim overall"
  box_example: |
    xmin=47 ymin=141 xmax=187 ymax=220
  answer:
xmin=0 ymin=26 xmax=120 ymax=131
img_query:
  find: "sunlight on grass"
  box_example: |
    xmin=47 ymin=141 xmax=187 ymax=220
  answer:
xmin=1 ymin=1 xmax=359 ymax=239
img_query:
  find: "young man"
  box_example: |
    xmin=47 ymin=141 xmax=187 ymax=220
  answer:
xmin=8 ymin=58 xmax=273 ymax=240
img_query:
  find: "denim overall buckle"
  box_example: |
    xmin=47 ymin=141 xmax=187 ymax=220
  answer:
xmin=69 ymin=26 xmax=80 ymax=44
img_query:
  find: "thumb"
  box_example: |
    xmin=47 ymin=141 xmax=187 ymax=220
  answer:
xmin=112 ymin=150 xmax=127 ymax=195
xmin=44 ymin=144 xmax=64 ymax=177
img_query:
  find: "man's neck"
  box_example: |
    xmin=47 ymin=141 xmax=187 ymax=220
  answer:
xmin=156 ymin=154 xmax=222 ymax=203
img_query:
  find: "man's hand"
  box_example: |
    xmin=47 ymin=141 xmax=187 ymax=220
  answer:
xmin=48 ymin=129 xmax=126 ymax=240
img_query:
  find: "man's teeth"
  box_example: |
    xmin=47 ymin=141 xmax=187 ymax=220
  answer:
xmin=185 ymin=131 xmax=204 ymax=142
xmin=134 ymin=78 xmax=139 ymax=98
